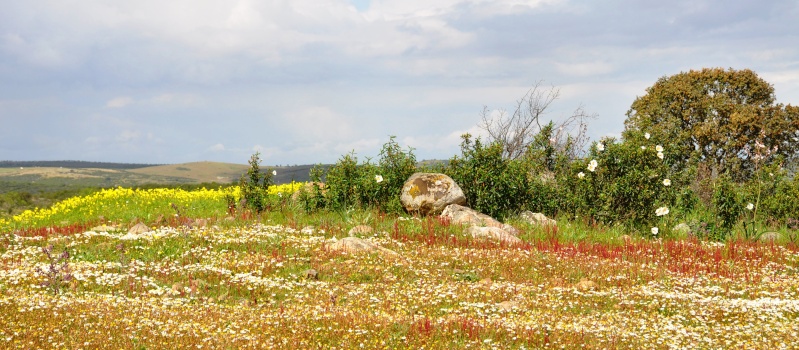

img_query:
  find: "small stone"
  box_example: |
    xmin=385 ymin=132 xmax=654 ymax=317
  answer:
xmin=575 ymin=278 xmax=597 ymax=291
xmin=467 ymin=226 xmax=522 ymax=244
xmin=497 ymin=300 xmax=519 ymax=311
xmin=759 ymin=231 xmax=781 ymax=243
xmin=304 ymin=269 xmax=319 ymax=280
xmin=127 ymin=223 xmax=150 ymax=235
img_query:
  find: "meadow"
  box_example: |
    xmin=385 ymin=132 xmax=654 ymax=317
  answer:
xmin=1 ymin=183 xmax=798 ymax=349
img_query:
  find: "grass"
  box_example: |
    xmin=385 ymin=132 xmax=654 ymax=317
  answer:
xmin=1 ymin=187 xmax=798 ymax=348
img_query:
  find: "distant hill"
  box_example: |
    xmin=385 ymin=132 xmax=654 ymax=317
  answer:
xmin=129 ymin=162 xmax=250 ymax=184
xmin=0 ymin=161 xmax=336 ymax=193
xmin=0 ymin=160 xmax=159 ymax=169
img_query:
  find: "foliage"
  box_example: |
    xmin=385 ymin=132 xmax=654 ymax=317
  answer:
xmin=323 ymin=152 xmax=363 ymax=210
xmin=373 ymin=137 xmax=418 ymax=213
xmin=623 ymin=67 xmax=799 ymax=180
xmin=711 ymin=174 xmax=741 ymax=239
xmin=238 ymin=152 xmax=275 ymax=213
xmin=569 ymin=137 xmax=677 ymax=229
xmin=320 ymin=137 xmax=418 ymax=213
xmin=444 ymin=134 xmax=530 ymax=220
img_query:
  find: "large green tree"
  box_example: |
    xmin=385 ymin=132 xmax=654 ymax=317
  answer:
xmin=623 ymin=68 xmax=799 ymax=178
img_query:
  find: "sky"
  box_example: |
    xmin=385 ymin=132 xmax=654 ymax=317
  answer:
xmin=1 ymin=0 xmax=798 ymax=165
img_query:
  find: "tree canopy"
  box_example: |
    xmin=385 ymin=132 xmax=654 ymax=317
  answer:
xmin=623 ymin=67 xmax=799 ymax=178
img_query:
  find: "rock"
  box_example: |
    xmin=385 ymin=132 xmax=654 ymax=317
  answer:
xmin=520 ymin=211 xmax=557 ymax=227
xmin=128 ymin=223 xmax=151 ymax=235
xmin=440 ymin=204 xmax=505 ymax=229
xmin=673 ymin=223 xmax=691 ymax=235
xmin=759 ymin=231 xmax=781 ymax=243
xmin=348 ymin=225 xmax=373 ymax=237
xmin=304 ymin=269 xmax=319 ymax=280
xmin=575 ymin=278 xmax=597 ymax=291
xmin=497 ymin=300 xmax=520 ymax=312
xmin=467 ymin=226 xmax=522 ymax=244
xmin=400 ymin=173 xmax=466 ymax=215
xmin=327 ymin=237 xmax=400 ymax=259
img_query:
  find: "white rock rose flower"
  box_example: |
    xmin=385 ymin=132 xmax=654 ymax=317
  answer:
xmin=644 ymin=132 xmax=651 ymax=140
xmin=597 ymin=143 xmax=605 ymax=152
xmin=657 ymin=152 xmax=664 ymax=159
xmin=577 ymin=172 xmax=585 ymax=179
xmin=375 ymin=175 xmax=384 ymax=183
xmin=746 ymin=203 xmax=754 ymax=210
xmin=651 ymin=227 xmax=659 ymax=235
xmin=655 ymin=145 xmax=663 ymax=152
xmin=587 ymin=159 xmax=598 ymax=172
xmin=272 ymin=170 xmax=277 ymax=176
xmin=663 ymin=179 xmax=671 ymax=186
xmin=655 ymin=206 xmax=669 ymax=216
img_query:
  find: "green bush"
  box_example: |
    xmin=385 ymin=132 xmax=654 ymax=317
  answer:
xmin=712 ymin=174 xmax=740 ymax=238
xmin=320 ymin=137 xmax=417 ymax=213
xmin=569 ymin=137 xmax=677 ymax=229
xmin=239 ymin=152 xmax=275 ymax=213
xmin=444 ymin=134 xmax=530 ymax=220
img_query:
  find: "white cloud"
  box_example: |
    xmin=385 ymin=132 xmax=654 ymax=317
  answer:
xmin=208 ymin=143 xmax=225 ymax=152
xmin=106 ymin=97 xmax=134 ymax=108
xmin=116 ymin=130 xmax=141 ymax=142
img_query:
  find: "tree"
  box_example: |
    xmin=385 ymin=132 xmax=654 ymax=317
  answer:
xmin=623 ymin=68 xmax=799 ymax=179
xmin=479 ymin=81 xmax=594 ymax=161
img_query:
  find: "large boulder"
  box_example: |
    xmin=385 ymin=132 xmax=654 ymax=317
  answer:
xmin=400 ymin=173 xmax=466 ymax=215
xmin=441 ymin=204 xmax=521 ymax=241
xmin=440 ymin=204 xmax=504 ymax=228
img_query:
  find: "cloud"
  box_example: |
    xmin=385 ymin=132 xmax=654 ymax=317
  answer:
xmin=208 ymin=143 xmax=225 ymax=152
xmin=115 ymin=130 xmax=141 ymax=143
xmin=1 ymin=0 xmax=798 ymax=165
xmin=106 ymin=97 xmax=134 ymax=108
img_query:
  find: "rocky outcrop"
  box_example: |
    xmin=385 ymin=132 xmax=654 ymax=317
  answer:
xmin=400 ymin=173 xmax=466 ymax=215
xmin=440 ymin=204 xmax=522 ymax=244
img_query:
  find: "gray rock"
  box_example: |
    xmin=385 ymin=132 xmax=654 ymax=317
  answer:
xmin=519 ymin=211 xmax=557 ymax=227
xmin=466 ymin=226 xmax=522 ymax=244
xmin=440 ymin=204 xmax=505 ymax=229
xmin=400 ymin=173 xmax=466 ymax=215
xmin=759 ymin=231 xmax=781 ymax=243
xmin=327 ymin=237 xmax=401 ymax=259
xmin=347 ymin=225 xmax=373 ymax=237
xmin=304 ymin=269 xmax=319 ymax=280
xmin=127 ymin=223 xmax=151 ymax=235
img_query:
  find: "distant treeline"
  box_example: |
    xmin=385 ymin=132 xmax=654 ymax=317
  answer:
xmin=0 ymin=160 xmax=162 ymax=169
